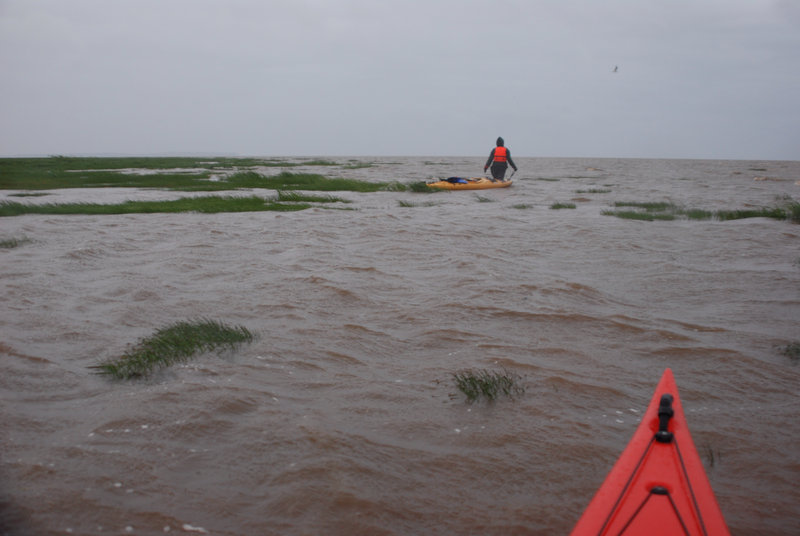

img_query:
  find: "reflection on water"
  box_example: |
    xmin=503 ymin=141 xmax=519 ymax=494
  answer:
xmin=2 ymin=157 xmax=799 ymax=535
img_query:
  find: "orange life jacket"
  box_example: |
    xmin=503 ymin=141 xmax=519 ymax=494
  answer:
xmin=493 ymin=146 xmax=508 ymax=163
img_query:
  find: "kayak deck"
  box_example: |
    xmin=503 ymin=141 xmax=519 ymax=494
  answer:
xmin=426 ymin=177 xmax=512 ymax=190
xmin=570 ymin=369 xmax=730 ymax=535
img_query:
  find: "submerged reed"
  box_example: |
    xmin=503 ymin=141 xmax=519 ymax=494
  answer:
xmin=788 ymin=202 xmax=800 ymax=223
xmin=92 ymin=319 xmax=255 ymax=379
xmin=0 ymin=236 xmax=31 ymax=248
xmin=453 ymin=369 xmax=524 ymax=402
xmin=781 ymin=342 xmax=800 ymax=364
xmin=601 ymin=209 xmax=676 ymax=221
xmin=0 ymin=157 xmax=395 ymax=192
xmin=398 ymin=200 xmax=437 ymax=208
xmin=575 ymin=188 xmax=611 ymax=194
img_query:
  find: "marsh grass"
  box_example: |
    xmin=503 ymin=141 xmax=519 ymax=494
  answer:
xmin=92 ymin=319 xmax=255 ymax=379
xmin=408 ymin=181 xmax=437 ymax=193
xmin=225 ymin=171 xmax=388 ymax=192
xmin=0 ymin=157 xmax=388 ymax=192
xmin=715 ymin=207 xmax=788 ymax=221
xmin=0 ymin=156 xmax=235 ymax=190
xmin=475 ymin=195 xmax=494 ymax=203
xmin=604 ymin=200 xmax=800 ymax=223
xmin=276 ymin=191 xmax=349 ymax=203
xmin=512 ymin=204 xmax=534 ymax=209
xmin=683 ymin=209 xmax=715 ymax=220
xmin=0 ymin=196 xmax=310 ymax=217
xmin=301 ymin=159 xmax=338 ymax=166
xmin=550 ymin=202 xmax=576 ymax=210
xmin=0 ymin=167 xmax=397 ymax=216
xmin=602 ymin=209 xmax=676 ymax=221
xmin=453 ymin=369 xmax=524 ymax=402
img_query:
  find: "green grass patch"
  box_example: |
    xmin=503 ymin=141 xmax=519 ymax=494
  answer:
xmin=0 ymin=195 xmax=310 ymax=217
xmin=407 ymin=181 xmax=438 ymax=193
xmin=0 ymin=156 xmax=245 ymax=190
xmin=453 ymin=369 xmax=524 ymax=403
xmin=92 ymin=319 xmax=255 ymax=379
xmin=550 ymin=202 xmax=576 ymax=210
xmin=601 ymin=209 xmax=676 ymax=221
xmin=714 ymin=207 xmax=786 ymax=221
xmin=276 ymin=190 xmax=348 ymax=204
xmin=604 ymin=201 xmax=679 ymax=221
xmin=0 ymin=157 xmax=393 ymax=192
xmin=604 ymin=199 xmax=800 ymax=223
xmin=683 ymin=208 xmax=715 ymax=220
xmin=299 ymin=159 xmax=338 ymax=166
xmin=475 ymin=195 xmax=495 ymax=203
xmin=512 ymin=204 xmax=534 ymax=209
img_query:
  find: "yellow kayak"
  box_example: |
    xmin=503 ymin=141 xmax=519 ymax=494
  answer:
xmin=426 ymin=177 xmax=512 ymax=190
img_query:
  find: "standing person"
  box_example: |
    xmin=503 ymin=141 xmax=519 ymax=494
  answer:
xmin=484 ymin=137 xmax=517 ymax=181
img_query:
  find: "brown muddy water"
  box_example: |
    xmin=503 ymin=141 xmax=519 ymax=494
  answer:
xmin=1 ymin=157 xmax=799 ymax=535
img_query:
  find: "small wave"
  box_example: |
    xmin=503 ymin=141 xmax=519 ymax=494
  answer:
xmin=212 ymin=395 xmax=261 ymax=416
xmin=324 ymin=350 xmax=365 ymax=367
xmin=63 ymin=247 xmax=106 ymax=261
xmin=0 ymin=342 xmax=52 ymax=364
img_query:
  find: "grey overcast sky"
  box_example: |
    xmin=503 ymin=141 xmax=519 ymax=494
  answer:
xmin=1 ymin=0 xmax=798 ymax=159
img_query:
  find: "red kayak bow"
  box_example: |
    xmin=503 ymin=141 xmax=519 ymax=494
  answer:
xmin=570 ymin=369 xmax=730 ymax=535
